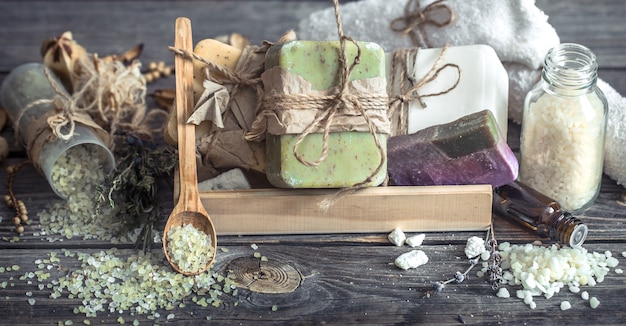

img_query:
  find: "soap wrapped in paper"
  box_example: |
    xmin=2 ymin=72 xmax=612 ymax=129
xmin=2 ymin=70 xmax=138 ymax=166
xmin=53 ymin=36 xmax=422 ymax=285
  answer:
xmin=168 ymin=37 xmax=272 ymax=180
xmin=250 ymin=40 xmax=390 ymax=188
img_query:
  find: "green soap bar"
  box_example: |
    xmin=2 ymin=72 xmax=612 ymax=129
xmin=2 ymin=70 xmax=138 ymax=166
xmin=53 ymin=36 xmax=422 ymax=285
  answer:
xmin=265 ymin=40 xmax=387 ymax=188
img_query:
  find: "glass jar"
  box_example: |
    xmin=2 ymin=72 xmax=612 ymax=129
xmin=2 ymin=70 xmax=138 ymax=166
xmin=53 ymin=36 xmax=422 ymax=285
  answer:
xmin=520 ymin=43 xmax=608 ymax=212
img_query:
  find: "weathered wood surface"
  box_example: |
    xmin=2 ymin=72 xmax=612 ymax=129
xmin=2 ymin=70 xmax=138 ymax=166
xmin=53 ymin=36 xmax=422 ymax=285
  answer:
xmin=0 ymin=0 xmax=625 ymax=325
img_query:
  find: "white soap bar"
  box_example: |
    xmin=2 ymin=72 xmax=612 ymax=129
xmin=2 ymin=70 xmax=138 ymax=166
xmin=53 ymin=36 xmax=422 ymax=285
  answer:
xmin=387 ymin=44 xmax=509 ymax=137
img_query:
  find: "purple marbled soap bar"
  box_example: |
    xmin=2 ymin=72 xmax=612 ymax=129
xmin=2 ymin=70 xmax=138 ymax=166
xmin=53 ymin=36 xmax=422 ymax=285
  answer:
xmin=387 ymin=110 xmax=518 ymax=187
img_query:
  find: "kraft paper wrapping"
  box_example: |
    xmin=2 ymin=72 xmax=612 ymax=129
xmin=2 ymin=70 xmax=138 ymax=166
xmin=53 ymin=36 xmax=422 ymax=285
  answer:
xmin=190 ymin=44 xmax=268 ymax=179
xmin=246 ymin=66 xmax=390 ymax=140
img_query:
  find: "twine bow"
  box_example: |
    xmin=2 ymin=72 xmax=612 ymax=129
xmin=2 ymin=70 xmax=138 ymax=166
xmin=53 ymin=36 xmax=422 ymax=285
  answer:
xmin=291 ymin=0 xmax=386 ymax=179
xmin=16 ymin=68 xmax=94 ymax=144
xmin=388 ymin=45 xmax=461 ymax=135
xmin=307 ymin=0 xmax=389 ymax=210
xmin=390 ymin=0 xmax=455 ymax=48
xmin=168 ymin=45 xmax=265 ymax=112
xmin=291 ymin=1 xmax=364 ymax=167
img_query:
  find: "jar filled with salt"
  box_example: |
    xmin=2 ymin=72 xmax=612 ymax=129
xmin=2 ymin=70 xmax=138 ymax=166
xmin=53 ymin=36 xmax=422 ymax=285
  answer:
xmin=520 ymin=43 xmax=608 ymax=212
xmin=0 ymin=63 xmax=115 ymax=199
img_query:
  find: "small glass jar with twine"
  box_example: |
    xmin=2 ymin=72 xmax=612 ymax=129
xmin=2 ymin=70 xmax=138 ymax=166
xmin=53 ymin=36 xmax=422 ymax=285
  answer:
xmin=0 ymin=63 xmax=115 ymax=199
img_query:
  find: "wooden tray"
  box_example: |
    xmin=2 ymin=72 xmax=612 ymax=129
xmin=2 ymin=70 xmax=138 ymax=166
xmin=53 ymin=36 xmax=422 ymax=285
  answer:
xmin=172 ymin=19 xmax=493 ymax=236
xmin=174 ymin=174 xmax=492 ymax=235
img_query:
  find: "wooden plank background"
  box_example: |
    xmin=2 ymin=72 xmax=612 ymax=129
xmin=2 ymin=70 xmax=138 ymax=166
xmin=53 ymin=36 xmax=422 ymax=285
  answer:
xmin=0 ymin=0 xmax=625 ymax=325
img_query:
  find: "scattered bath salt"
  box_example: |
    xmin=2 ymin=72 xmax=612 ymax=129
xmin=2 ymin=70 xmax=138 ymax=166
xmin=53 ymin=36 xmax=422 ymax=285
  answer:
xmin=589 ymin=297 xmax=600 ymax=309
xmin=251 ymin=243 xmax=258 ymax=250
xmin=388 ymin=228 xmax=406 ymax=246
xmin=464 ymin=236 xmax=486 ymax=259
xmin=28 ymin=298 xmax=36 ymax=305
xmin=394 ymin=250 xmax=428 ymax=270
xmin=495 ymin=242 xmax=619 ymax=309
xmin=622 ymin=251 xmax=626 ymax=258
xmin=405 ymin=234 xmax=425 ymax=247
xmin=615 ymin=268 xmax=623 ymax=274
xmin=496 ymin=287 xmax=510 ymax=298
xmin=42 ymin=248 xmax=237 ymax=319
xmin=560 ymin=301 xmax=572 ymax=311
xmin=166 ymin=224 xmax=214 ymax=274
xmin=37 ymin=144 xmax=135 ymax=243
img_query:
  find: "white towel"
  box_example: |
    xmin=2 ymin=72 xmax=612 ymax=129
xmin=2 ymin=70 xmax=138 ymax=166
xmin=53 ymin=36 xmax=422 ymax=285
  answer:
xmin=298 ymin=0 xmax=559 ymax=69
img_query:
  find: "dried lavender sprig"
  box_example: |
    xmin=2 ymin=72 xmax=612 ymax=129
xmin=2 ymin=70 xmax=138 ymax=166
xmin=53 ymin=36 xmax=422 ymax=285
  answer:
xmin=425 ymin=254 xmax=480 ymax=298
xmin=486 ymin=224 xmax=503 ymax=290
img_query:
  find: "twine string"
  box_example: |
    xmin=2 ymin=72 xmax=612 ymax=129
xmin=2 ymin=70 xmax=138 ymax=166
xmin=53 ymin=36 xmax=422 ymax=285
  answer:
xmin=388 ymin=45 xmax=461 ymax=135
xmin=390 ymin=0 xmax=455 ymax=48
xmin=313 ymin=0 xmax=389 ymax=211
xmin=168 ymin=46 xmax=263 ymax=108
xmin=15 ymin=67 xmax=96 ymax=144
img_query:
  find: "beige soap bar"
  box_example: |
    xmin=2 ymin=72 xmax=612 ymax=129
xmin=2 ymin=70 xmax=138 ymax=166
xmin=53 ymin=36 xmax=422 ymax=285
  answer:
xmin=192 ymin=39 xmax=242 ymax=102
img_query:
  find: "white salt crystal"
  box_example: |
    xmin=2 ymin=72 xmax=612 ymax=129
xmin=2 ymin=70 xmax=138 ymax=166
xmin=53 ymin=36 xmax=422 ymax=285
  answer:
xmin=581 ymin=291 xmax=590 ymax=300
xmin=496 ymin=287 xmax=510 ymax=298
xmin=589 ymin=297 xmax=600 ymax=309
xmin=560 ymin=301 xmax=571 ymax=311
xmin=394 ymin=250 xmax=428 ymax=270
xmin=388 ymin=228 xmax=406 ymax=246
xmin=464 ymin=236 xmax=486 ymax=259
xmin=405 ymin=234 xmax=425 ymax=247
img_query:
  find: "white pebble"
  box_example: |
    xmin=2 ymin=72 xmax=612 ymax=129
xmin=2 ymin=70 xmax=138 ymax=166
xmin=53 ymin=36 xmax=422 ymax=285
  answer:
xmin=464 ymin=236 xmax=486 ymax=258
xmin=496 ymin=287 xmax=510 ymax=298
xmin=590 ymin=297 xmax=600 ymax=309
xmin=560 ymin=301 xmax=572 ymax=311
xmin=621 ymin=251 xmax=626 ymax=258
xmin=394 ymin=250 xmax=428 ymax=270
xmin=388 ymin=228 xmax=406 ymax=246
xmin=615 ymin=268 xmax=623 ymax=274
xmin=405 ymin=234 xmax=425 ymax=247
xmin=581 ymin=291 xmax=590 ymax=300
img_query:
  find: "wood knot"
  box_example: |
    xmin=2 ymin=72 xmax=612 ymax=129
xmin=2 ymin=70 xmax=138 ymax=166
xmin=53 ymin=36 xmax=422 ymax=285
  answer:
xmin=225 ymin=256 xmax=303 ymax=293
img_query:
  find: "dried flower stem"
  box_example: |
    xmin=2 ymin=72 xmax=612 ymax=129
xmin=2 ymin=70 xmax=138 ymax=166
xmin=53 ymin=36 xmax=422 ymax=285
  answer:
xmin=425 ymin=223 xmax=503 ymax=297
xmin=486 ymin=223 xmax=503 ymax=290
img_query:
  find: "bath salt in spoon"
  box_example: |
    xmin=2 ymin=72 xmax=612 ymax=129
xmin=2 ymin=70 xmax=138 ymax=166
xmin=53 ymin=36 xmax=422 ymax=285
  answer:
xmin=163 ymin=17 xmax=217 ymax=276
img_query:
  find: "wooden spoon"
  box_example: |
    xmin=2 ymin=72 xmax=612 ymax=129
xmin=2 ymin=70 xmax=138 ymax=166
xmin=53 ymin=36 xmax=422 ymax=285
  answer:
xmin=163 ymin=17 xmax=217 ymax=276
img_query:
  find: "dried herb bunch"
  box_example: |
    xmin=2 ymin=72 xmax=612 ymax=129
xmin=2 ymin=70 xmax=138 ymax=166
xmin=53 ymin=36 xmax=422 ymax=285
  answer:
xmin=426 ymin=224 xmax=503 ymax=297
xmin=96 ymin=132 xmax=177 ymax=251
